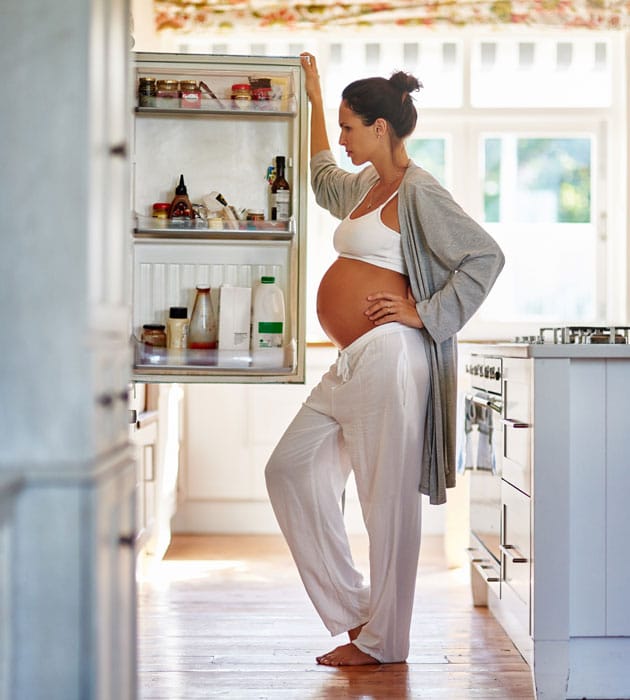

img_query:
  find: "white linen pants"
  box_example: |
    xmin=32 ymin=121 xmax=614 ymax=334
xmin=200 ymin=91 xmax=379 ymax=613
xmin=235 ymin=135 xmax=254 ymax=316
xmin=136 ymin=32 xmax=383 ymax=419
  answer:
xmin=265 ymin=323 xmax=430 ymax=663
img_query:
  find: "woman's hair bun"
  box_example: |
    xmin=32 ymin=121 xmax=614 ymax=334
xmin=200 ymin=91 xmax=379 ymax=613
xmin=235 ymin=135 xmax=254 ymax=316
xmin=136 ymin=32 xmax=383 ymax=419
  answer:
xmin=388 ymin=71 xmax=423 ymax=96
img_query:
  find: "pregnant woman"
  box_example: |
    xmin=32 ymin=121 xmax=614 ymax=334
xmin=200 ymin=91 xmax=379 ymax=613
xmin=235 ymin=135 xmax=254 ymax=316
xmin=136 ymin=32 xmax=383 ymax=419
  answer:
xmin=265 ymin=53 xmax=504 ymax=667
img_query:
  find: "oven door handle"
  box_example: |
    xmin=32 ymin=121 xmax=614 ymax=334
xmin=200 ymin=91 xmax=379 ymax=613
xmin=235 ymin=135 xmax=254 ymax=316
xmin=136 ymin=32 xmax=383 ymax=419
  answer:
xmin=500 ymin=417 xmax=531 ymax=429
xmin=465 ymin=393 xmax=502 ymax=414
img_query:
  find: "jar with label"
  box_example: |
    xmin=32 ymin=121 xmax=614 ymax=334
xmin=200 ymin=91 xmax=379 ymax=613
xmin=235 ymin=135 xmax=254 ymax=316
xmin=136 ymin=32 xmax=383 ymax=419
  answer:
xmin=180 ymin=80 xmax=201 ymax=109
xmin=167 ymin=307 xmax=189 ymax=349
xmin=251 ymin=86 xmax=271 ymax=101
xmin=231 ymin=83 xmax=252 ymax=109
xmin=156 ymin=79 xmax=179 ymax=108
xmin=141 ymin=324 xmax=167 ymax=347
xmin=138 ymin=77 xmax=157 ymax=107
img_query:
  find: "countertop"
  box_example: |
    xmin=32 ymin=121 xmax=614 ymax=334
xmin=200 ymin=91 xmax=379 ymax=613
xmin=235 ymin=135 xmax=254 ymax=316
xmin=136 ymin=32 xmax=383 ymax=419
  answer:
xmin=461 ymin=341 xmax=630 ymax=359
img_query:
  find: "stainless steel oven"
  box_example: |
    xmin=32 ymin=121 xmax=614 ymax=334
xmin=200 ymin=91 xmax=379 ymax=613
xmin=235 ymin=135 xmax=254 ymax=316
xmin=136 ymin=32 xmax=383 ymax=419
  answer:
xmin=463 ymin=354 xmax=504 ymax=593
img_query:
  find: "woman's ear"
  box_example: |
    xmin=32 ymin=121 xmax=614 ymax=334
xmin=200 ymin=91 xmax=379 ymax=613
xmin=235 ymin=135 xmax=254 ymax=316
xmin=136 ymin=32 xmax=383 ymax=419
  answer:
xmin=374 ymin=117 xmax=388 ymax=138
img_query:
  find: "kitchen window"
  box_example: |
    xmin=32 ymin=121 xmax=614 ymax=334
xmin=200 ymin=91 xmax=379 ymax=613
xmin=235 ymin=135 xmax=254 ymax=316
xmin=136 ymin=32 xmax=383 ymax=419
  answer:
xmin=479 ymin=131 xmax=600 ymax=324
xmin=169 ymin=30 xmax=627 ymax=341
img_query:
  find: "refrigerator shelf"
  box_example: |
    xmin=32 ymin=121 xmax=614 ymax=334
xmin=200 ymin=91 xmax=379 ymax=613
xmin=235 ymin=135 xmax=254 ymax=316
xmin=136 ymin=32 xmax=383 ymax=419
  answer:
xmin=135 ymin=96 xmax=297 ymax=117
xmin=134 ymin=215 xmax=294 ymax=241
xmin=133 ymin=338 xmax=294 ymax=376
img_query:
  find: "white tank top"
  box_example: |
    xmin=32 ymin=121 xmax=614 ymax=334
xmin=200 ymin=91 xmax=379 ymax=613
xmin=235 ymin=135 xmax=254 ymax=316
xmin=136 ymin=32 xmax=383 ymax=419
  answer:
xmin=333 ymin=189 xmax=407 ymax=275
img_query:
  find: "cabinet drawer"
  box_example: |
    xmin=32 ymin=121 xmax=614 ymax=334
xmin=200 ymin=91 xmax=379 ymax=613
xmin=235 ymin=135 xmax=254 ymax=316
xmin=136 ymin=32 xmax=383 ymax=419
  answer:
xmin=502 ymin=358 xmax=532 ymax=495
xmin=502 ymin=480 xmax=531 ymax=609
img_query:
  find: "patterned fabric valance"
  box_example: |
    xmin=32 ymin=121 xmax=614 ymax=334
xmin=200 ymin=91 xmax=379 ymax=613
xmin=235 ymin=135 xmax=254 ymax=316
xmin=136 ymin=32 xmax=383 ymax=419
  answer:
xmin=154 ymin=0 xmax=629 ymax=33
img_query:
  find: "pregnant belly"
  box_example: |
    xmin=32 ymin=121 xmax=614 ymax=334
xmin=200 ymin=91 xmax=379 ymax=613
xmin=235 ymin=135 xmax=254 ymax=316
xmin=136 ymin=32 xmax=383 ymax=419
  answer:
xmin=317 ymin=257 xmax=410 ymax=348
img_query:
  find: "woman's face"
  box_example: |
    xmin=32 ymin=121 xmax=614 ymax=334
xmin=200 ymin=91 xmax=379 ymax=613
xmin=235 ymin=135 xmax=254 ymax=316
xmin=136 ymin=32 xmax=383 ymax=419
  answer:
xmin=337 ymin=100 xmax=377 ymax=166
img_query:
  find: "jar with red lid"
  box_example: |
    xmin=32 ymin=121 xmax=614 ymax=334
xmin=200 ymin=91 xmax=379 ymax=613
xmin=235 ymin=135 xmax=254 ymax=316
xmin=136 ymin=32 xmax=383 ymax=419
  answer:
xmin=231 ymin=83 xmax=252 ymax=109
xmin=152 ymin=202 xmax=170 ymax=219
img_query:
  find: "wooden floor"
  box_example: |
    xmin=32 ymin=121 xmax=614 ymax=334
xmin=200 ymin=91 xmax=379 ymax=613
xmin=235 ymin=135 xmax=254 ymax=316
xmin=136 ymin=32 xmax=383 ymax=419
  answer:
xmin=137 ymin=534 xmax=534 ymax=699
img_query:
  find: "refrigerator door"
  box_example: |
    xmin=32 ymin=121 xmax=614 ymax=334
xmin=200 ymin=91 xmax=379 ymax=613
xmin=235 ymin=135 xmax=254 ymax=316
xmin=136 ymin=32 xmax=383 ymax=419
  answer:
xmin=131 ymin=53 xmax=307 ymax=383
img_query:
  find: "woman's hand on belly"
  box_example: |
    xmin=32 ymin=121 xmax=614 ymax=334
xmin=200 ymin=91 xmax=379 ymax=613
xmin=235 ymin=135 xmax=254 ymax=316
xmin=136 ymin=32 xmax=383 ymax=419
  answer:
xmin=365 ymin=286 xmax=424 ymax=329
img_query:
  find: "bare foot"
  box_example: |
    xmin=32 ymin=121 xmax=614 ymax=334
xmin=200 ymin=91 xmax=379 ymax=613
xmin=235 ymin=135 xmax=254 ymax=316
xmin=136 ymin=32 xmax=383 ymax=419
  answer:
xmin=348 ymin=624 xmax=365 ymax=642
xmin=316 ymin=642 xmax=380 ymax=666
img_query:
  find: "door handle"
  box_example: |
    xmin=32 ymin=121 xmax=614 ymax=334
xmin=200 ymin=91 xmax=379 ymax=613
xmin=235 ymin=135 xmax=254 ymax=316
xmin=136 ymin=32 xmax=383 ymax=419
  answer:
xmin=500 ymin=417 xmax=530 ymax=429
xmin=500 ymin=544 xmax=528 ymax=563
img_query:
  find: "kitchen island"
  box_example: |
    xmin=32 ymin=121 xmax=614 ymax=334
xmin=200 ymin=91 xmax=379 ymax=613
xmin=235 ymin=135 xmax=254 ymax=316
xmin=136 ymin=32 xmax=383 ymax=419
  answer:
xmin=463 ymin=336 xmax=630 ymax=699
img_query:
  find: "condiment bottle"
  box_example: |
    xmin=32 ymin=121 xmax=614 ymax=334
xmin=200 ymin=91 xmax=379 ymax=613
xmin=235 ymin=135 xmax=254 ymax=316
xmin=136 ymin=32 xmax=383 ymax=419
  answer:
xmin=166 ymin=306 xmax=189 ymax=349
xmin=169 ymin=174 xmax=193 ymax=219
xmin=188 ymin=285 xmax=217 ymax=349
xmin=270 ymin=156 xmax=290 ymax=221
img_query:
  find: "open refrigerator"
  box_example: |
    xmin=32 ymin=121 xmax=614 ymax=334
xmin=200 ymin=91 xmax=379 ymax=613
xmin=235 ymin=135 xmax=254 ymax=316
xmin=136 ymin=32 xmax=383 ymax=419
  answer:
xmin=131 ymin=52 xmax=308 ymax=383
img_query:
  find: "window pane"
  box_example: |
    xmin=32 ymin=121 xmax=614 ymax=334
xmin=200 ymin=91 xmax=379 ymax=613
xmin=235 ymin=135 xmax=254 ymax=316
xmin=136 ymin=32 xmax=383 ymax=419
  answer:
xmin=481 ymin=134 xmax=596 ymax=323
xmin=407 ymin=138 xmax=446 ymax=186
xmin=484 ymin=138 xmax=501 ymax=223
xmin=516 ymin=138 xmax=591 ymax=223
xmin=338 ymin=138 xmax=447 ymax=186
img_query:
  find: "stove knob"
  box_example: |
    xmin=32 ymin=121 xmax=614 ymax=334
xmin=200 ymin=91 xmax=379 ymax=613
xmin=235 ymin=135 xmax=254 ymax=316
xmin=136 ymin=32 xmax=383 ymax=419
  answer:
xmin=494 ymin=369 xmax=501 ymax=381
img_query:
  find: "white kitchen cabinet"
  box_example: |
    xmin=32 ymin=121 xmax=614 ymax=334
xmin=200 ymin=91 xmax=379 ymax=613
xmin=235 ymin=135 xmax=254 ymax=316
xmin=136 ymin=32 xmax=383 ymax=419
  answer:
xmin=131 ymin=53 xmax=308 ymax=383
xmin=1 ymin=0 xmax=137 ymax=697
xmin=468 ymin=345 xmax=630 ymax=699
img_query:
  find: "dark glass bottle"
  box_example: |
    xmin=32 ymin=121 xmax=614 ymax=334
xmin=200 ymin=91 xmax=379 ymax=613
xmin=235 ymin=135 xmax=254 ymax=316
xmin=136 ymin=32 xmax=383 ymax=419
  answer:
xmin=270 ymin=156 xmax=290 ymax=221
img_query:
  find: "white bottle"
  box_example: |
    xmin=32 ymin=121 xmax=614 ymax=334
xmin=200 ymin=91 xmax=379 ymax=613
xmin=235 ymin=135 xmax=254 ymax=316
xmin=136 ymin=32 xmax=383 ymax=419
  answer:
xmin=251 ymin=276 xmax=285 ymax=365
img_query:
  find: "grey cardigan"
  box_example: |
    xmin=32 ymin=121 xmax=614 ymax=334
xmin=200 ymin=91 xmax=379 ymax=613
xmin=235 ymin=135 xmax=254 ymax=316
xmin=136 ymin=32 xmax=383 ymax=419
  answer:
xmin=311 ymin=150 xmax=505 ymax=505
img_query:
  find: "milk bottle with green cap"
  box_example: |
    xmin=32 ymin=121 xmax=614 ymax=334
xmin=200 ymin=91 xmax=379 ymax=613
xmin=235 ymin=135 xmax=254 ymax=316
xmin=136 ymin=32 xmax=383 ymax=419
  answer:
xmin=251 ymin=276 xmax=285 ymax=361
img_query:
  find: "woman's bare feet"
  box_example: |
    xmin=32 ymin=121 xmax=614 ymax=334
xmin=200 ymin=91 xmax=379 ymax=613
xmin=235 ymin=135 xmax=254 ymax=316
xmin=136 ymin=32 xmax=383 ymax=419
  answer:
xmin=316 ymin=642 xmax=380 ymax=666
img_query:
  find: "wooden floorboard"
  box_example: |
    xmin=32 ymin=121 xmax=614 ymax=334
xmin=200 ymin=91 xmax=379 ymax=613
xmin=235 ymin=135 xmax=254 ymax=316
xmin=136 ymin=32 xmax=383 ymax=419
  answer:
xmin=138 ymin=534 xmax=534 ymax=699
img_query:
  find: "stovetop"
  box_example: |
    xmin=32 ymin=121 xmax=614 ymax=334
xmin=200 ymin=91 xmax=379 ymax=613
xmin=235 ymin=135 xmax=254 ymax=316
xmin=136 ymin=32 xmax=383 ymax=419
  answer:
xmin=516 ymin=325 xmax=630 ymax=345
xmin=466 ymin=325 xmax=630 ymax=360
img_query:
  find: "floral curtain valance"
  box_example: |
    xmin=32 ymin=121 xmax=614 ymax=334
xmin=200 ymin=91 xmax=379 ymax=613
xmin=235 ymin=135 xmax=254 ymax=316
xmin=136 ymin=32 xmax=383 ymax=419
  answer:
xmin=154 ymin=0 xmax=630 ymax=33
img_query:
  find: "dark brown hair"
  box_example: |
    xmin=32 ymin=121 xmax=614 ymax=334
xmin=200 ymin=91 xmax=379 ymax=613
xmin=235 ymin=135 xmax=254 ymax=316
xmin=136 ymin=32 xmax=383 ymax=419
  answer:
xmin=341 ymin=72 xmax=422 ymax=139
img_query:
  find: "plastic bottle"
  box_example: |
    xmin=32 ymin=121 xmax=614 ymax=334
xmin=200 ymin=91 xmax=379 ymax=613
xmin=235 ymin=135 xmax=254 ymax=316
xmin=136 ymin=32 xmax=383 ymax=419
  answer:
xmin=169 ymin=174 xmax=193 ymax=219
xmin=251 ymin=276 xmax=285 ymax=355
xmin=188 ymin=285 xmax=217 ymax=349
xmin=166 ymin=306 xmax=189 ymax=349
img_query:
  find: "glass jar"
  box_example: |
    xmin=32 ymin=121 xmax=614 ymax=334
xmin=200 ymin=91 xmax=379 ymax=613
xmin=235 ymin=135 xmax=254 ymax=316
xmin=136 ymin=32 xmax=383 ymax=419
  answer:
xmin=180 ymin=79 xmax=201 ymax=109
xmin=156 ymin=79 xmax=179 ymax=108
xmin=141 ymin=324 xmax=166 ymax=347
xmin=231 ymin=83 xmax=252 ymax=109
xmin=152 ymin=202 xmax=170 ymax=219
xmin=138 ymin=77 xmax=157 ymax=107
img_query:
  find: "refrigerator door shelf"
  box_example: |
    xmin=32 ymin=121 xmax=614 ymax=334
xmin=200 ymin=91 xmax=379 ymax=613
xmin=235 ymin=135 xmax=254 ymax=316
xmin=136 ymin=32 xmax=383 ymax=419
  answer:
xmin=134 ymin=215 xmax=294 ymax=241
xmin=135 ymin=96 xmax=297 ymax=117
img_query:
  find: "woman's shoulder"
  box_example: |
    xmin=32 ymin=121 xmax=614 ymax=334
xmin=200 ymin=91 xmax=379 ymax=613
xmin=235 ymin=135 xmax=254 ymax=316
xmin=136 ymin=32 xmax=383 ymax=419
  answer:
xmin=405 ymin=162 xmax=445 ymax=191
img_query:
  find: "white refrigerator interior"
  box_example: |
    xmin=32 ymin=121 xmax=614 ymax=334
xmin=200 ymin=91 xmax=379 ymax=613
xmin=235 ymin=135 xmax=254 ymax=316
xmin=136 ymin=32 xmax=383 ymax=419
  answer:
xmin=131 ymin=53 xmax=307 ymax=383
